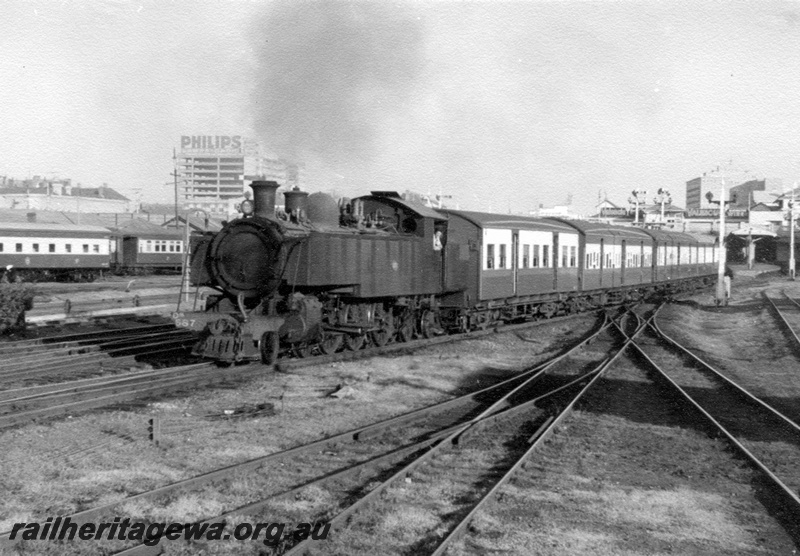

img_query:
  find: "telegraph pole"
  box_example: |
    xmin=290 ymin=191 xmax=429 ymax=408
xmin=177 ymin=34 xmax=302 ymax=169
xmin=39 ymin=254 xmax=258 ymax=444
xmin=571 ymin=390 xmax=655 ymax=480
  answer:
xmin=706 ymin=178 xmax=728 ymax=305
xmin=790 ymin=184 xmax=797 ymax=280
xmin=172 ymin=148 xmax=180 ymax=229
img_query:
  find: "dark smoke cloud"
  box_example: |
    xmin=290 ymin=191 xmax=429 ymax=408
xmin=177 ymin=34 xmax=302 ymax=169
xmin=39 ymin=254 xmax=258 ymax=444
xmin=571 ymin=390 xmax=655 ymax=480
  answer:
xmin=250 ymin=2 xmax=425 ymax=164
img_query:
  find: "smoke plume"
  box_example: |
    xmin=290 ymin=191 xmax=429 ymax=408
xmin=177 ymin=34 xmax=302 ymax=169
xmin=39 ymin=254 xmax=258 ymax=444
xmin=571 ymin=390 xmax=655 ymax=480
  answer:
xmin=250 ymin=2 xmax=425 ymax=169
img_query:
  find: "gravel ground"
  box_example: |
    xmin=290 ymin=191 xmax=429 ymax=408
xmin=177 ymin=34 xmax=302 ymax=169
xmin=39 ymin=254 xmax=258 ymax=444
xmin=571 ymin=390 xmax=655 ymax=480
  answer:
xmin=0 ymin=315 xmax=599 ymax=555
xmin=5 ymin=270 xmax=800 ymax=555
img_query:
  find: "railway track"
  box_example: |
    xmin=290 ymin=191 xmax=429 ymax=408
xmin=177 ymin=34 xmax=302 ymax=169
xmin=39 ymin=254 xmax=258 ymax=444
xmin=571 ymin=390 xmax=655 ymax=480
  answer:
xmin=0 ymin=306 xmax=609 ymax=430
xmin=0 ymin=306 xmax=647 ymax=554
xmin=441 ymin=303 xmax=800 ymax=554
xmin=763 ymin=291 xmax=800 ymax=353
xmin=0 ymin=325 xmax=198 ymax=387
xmin=16 ymin=296 xmax=797 ymax=554
xmin=0 ymin=306 xmax=636 ymax=553
xmin=0 ymin=362 xmax=259 ymax=430
xmin=616 ymin=305 xmax=800 ymax=541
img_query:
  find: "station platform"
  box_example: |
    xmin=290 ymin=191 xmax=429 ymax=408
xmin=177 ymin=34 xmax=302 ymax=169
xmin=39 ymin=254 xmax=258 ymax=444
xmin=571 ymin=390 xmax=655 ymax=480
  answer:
xmin=727 ymin=263 xmax=780 ymax=278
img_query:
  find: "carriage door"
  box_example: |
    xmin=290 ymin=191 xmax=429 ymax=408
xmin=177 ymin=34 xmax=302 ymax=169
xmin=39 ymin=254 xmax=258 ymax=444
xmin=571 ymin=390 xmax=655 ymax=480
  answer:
xmin=598 ymin=238 xmax=604 ymax=287
xmin=512 ymin=231 xmax=519 ymax=295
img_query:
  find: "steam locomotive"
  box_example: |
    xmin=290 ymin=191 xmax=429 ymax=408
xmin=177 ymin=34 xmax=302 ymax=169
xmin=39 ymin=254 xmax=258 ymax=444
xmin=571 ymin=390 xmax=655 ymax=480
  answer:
xmin=174 ymin=180 xmax=718 ymax=364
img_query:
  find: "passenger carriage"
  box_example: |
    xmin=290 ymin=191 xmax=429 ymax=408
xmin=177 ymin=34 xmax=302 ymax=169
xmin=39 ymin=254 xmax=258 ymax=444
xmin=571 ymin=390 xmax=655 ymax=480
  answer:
xmin=439 ymin=210 xmax=581 ymax=321
xmin=0 ymin=222 xmax=111 ymax=280
xmin=556 ymin=220 xmax=654 ymax=291
xmin=111 ymin=221 xmax=186 ymax=273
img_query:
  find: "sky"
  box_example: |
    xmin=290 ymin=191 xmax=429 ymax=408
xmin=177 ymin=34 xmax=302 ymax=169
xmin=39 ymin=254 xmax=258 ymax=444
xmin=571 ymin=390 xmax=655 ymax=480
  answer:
xmin=2 ymin=0 xmax=800 ymax=215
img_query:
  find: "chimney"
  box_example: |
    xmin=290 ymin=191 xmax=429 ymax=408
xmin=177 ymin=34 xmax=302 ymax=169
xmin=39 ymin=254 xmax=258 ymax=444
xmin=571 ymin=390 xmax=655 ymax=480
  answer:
xmin=284 ymin=186 xmax=309 ymax=218
xmin=250 ymin=180 xmax=280 ymax=218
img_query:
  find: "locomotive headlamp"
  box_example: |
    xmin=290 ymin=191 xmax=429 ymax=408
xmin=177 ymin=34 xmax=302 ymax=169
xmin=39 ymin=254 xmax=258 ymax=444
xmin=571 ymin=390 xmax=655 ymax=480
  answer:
xmin=240 ymin=199 xmax=255 ymax=216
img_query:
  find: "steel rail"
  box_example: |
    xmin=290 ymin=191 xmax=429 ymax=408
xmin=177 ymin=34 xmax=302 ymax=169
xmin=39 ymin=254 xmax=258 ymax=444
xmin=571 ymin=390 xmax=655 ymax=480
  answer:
xmin=276 ymin=308 xmax=607 ymax=372
xmin=783 ymin=291 xmax=800 ymax=310
xmin=619 ymin=308 xmax=800 ymax=526
xmin=0 ymin=363 xmax=246 ymax=429
xmin=0 ymin=330 xmax=195 ymax=373
xmin=0 ymin=333 xmax=195 ymax=374
xmin=0 ymin=363 xmax=210 ymax=408
xmin=0 ymin=323 xmax=175 ymax=352
xmin=762 ymin=292 xmax=800 ymax=354
xmin=427 ymin=307 xmax=659 ymax=555
xmin=109 ymin=310 xmax=634 ymax=556
xmin=0 ymin=365 xmax=187 ymax=402
xmin=651 ymin=313 xmax=800 ymax=436
xmin=0 ymin=312 xmax=616 ymax=549
xmin=281 ymin=309 xmax=648 ymax=555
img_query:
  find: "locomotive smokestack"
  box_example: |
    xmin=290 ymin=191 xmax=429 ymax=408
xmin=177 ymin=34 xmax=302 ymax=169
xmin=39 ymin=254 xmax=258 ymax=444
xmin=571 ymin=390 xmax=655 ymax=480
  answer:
xmin=284 ymin=186 xmax=309 ymax=217
xmin=250 ymin=180 xmax=280 ymax=218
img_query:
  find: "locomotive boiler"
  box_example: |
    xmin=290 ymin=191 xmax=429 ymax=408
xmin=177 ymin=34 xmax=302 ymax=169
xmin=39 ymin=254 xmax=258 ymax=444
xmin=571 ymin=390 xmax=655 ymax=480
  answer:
xmin=174 ymin=180 xmax=449 ymax=364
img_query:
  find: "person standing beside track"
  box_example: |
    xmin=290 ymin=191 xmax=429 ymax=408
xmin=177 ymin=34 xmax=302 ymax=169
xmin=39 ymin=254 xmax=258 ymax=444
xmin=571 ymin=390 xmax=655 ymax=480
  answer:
xmin=723 ymin=265 xmax=734 ymax=304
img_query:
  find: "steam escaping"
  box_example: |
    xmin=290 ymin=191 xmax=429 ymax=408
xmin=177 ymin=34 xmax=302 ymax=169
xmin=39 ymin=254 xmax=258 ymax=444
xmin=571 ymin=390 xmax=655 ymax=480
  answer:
xmin=250 ymin=3 xmax=425 ymax=167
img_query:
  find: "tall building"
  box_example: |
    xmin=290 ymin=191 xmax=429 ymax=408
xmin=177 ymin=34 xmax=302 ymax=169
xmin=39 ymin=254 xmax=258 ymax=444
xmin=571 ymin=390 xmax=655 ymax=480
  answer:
xmin=685 ymin=164 xmax=759 ymax=210
xmin=728 ymin=178 xmax=783 ymax=209
xmin=176 ymin=135 xmax=303 ymax=215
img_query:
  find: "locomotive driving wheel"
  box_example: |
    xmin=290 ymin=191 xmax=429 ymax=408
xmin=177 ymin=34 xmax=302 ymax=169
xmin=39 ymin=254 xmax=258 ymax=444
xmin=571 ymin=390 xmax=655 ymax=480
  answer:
xmin=345 ymin=334 xmax=366 ymax=351
xmin=418 ymin=309 xmax=440 ymax=339
xmin=370 ymin=305 xmax=395 ymax=347
xmin=319 ymin=331 xmax=343 ymax=355
xmin=473 ymin=311 xmax=490 ymax=330
xmin=342 ymin=304 xmax=367 ymax=351
xmin=396 ymin=309 xmax=414 ymax=342
xmin=259 ymin=331 xmax=279 ymax=365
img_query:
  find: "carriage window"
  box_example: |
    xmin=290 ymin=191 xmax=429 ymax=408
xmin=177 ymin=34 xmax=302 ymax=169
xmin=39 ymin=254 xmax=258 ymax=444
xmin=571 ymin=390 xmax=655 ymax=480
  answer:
xmin=16 ymin=243 xmax=22 ymax=253
xmin=49 ymin=244 xmax=55 ymax=253
xmin=486 ymin=244 xmax=495 ymax=269
xmin=32 ymin=243 xmax=39 ymax=253
xmin=83 ymin=244 xmax=89 ymax=253
xmin=146 ymin=240 xmax=152 ymax=252
xmin=0 ymin=243 xmax=3 ymax=252
xmin=542 ymin=245 xmax=550 ymax=267
xmin=522 ymin=244 xmax=530 ymax=269
xmin=569 ymin=246 xmax=576 ymax=267
xmin=65 ymin=244 xmax=72 ymax=253
xmin=532 ymin=245 xmax=540 ymax=268
xmin=93 ymin=244 xmax=100 ymax=253
xmin=499 ymin=245 xmax=507 ymax=269
xmin=561 ymin=246 xmax=568 ymax=268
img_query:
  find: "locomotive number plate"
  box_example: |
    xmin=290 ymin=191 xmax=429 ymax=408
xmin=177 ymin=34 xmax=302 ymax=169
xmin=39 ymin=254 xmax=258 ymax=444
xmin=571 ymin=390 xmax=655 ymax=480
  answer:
xmin=172 ymin=312 xmax=196 ymax=329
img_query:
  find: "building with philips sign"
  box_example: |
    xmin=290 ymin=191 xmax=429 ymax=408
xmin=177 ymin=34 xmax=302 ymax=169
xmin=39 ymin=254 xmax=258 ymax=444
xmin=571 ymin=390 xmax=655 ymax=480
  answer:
xmin=177 ymin=135 xmax=302 ymax=215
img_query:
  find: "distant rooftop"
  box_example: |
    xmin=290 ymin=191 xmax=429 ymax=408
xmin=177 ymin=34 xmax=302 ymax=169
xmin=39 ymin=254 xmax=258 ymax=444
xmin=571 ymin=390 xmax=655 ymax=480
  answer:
xmin=0 ymin=184 xmax=129 ymax=201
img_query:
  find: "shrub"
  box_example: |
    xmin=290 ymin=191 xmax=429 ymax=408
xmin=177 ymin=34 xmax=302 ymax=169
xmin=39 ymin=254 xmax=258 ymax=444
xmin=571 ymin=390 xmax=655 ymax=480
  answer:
xmin=0 ymin=283 xmax=34 ymax=333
